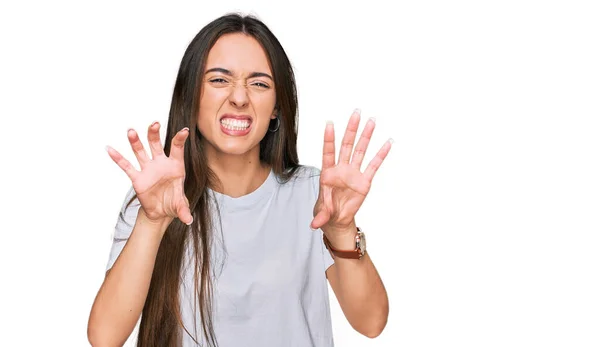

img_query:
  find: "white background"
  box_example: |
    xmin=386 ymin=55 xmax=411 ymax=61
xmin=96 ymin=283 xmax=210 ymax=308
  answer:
xmin=0 ymin=0 xmax=598 ymax=346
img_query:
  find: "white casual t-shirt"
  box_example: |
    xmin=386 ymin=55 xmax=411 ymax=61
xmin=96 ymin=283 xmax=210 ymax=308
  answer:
xmin=106 ymin=166 xmax=336 ymax=346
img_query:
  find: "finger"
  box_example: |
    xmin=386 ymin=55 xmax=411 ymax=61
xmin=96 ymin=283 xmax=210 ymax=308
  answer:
xmin=106 ymin=145 xmax=139 ymax=181
xmin=147 ymin=121 xmax=165 ymax=159
xmin=177 ymin=196 xmax=193 ymax=225
xmin=364 ymin=139 xmax=393 ymax=182
xmin=127 ymin=129 xmax=150 ymax=168
xmin=177 ymin=202 xmax=194 ymax=226
xmin=350 ymin=117 xmax=376 ymax=169
xmin=322 ymin=121 xmax=336 ymax=169
xmin=169 ymin=127 xmax=190 ymax=161
xmin=310 ymin=208 xmax=330 ymax=230
xmin=338 ymin=109 xmax=361 ymax=164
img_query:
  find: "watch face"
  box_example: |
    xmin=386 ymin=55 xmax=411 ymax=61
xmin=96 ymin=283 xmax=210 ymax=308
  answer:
xmin=357 ymin=230 xmax=366 ymax=253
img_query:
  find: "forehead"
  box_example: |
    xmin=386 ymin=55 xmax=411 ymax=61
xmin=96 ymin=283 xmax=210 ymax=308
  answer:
xmin=206 ymin=33 xmax=272 ymax=74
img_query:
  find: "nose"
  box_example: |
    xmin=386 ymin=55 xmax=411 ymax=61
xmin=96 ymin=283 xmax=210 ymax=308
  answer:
xmin=228 ymin=83 xmax=249 ymax=108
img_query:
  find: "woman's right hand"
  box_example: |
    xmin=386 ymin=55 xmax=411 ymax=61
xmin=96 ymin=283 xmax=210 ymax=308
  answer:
xmin=106 ymin=122 xmax=193 ymax=226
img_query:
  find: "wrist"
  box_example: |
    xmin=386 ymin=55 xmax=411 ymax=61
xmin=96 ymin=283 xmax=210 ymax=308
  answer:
xmin=137 ymin=209 xmax=173 ymax=235
xmin=323 ymin=226 xmax=367 ymax=260
xmin=323 ymin=223 xmax=358 ymax=251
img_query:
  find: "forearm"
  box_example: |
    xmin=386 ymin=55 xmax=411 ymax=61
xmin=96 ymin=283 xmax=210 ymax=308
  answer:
xmin=87 ymin=210 xmax=171 ymax=346
xmin=326 ymin=227 xmax=389 ymax=338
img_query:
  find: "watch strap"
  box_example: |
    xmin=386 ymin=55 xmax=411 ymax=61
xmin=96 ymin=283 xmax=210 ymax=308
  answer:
xmin=322 ymin=228 xmax=364 ymax=259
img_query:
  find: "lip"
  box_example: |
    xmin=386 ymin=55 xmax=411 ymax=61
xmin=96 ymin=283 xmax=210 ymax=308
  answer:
xmin=219 ymin=113 xmax=253 ymax=121
xmin=219 ymin=113 xmax=253 ymax=136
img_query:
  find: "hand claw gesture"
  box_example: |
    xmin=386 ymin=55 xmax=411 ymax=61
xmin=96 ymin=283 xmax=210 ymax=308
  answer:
xmin=311 ymin=110 xmax=392 ymax=234
xmin=106 ymin=122 xmax=194 ymax=226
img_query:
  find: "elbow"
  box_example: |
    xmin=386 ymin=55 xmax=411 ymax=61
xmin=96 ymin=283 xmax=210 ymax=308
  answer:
xmin=355 ymin=305 xmax=389 ymax=339
xmin=87 ymin=317 xmax=106 ymax=347
xmin=365 ymin=328 xmax=384 ymax=339
xmin=87 ymin=312 xmax=114 ymax=347
xmin=88 ymin=303 xmax=104 ymax=346
xmin=361 ymin=318 xmax=388 ymax=339
xmin=350 ymin=313 xmax=388 ymax=338
xmin=87 ymin=323 xmax=102 ymax=346
xmin=88 ymin=311 xmax=131 ymax=347
xmin=88 ymin=323 xmax=118 ymax=347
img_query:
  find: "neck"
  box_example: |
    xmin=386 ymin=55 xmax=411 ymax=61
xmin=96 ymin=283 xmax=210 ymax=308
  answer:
xmin=206 ymin=145 xmax=271 ymax=198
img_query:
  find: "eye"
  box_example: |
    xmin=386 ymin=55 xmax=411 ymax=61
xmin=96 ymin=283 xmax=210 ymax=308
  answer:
xmin=209 ymin=78 xmax=228 ymax=84
xmin=250 ymin=81 xmax=270 ymax=89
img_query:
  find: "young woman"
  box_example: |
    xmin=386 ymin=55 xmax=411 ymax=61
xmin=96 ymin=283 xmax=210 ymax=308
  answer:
xmin=88 ymin=13 xmax=391 ymax=347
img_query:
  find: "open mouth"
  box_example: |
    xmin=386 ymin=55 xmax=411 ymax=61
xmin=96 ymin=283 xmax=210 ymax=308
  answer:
xmin=219 ymin=115 xmax=253 ymax=135
xmin=220 ymin=117 xmax=251 ymax=131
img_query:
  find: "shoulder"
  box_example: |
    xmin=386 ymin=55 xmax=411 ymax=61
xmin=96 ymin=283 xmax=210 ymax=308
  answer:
xmin=289 ymin=165 xmax=321 ymax=181
xmin=283 ymin=165 xmax=320 ymax=185
xmin=275 ymin=165 xmax=321 ymax=200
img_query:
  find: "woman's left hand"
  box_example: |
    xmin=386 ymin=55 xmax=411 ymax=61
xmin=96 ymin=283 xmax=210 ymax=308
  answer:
xmin=311 ymin=109 xmax=393 ymax=242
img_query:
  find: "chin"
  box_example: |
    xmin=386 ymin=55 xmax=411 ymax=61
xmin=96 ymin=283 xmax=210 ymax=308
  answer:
xmin=214 ymin=138 xmax=261 ymax=156
xmin=198 ymin=119 xmax=267 ymax=157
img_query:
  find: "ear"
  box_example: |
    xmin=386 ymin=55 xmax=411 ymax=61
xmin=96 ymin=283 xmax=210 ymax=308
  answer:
xmin=271 ymin=108 xmax=278 ymax=120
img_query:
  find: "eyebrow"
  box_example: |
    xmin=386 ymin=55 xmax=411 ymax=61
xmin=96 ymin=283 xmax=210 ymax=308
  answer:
xmin=205 ymin=67 xmax=273 ymax=81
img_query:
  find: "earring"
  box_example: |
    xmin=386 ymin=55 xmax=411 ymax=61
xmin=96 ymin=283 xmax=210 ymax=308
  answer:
xmin=268 ymin=116 xmax=280 ymax=132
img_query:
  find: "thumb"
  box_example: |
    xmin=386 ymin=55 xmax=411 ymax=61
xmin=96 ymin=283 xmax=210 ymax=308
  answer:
xmin=177 ymin=198 xmax=193 ymax=226
xmin=311 ymin=208 xmax=330 ymax=230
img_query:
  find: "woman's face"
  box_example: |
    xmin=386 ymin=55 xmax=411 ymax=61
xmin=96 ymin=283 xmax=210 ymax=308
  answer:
xmin=197 ymin=33 xmax=277 ymax=157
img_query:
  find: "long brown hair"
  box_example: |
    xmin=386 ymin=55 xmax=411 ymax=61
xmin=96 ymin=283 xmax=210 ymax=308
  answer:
xmin=127 ymin=13 xmax=300 ymax=346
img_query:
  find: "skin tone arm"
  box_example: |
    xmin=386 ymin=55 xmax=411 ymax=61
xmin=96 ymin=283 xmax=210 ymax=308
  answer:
xmin=88 ymin=211 xmax=171 ymax=346
xmin=87 ymin=123 xmax=193 ymax=346
xmin=325 ymin=226 xmax=389 ymax=338
xmin=311 ymin=110 xmax=393 ymax=338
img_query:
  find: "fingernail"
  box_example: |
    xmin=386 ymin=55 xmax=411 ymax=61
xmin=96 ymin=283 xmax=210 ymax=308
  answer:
xmin=105 ymin=145 xmax=110 ymax=152
xmin=186 ymin=218 xmax=193 ymax=226
xmin=182 ymin=127 xmax=189 ymax=132
xmin=388 ymin=138 xmax=395 ymax=144
xmin=326 ymin=120 xmax=333 ymax=125
xmin=354 ymin=108 xmax=361 ymax=115
xmin=151 ymin=121 xmax=159 ymax=127
xmin=310 ymin=223 xmax=316 ymax=231
xmin=369 ymin=117 xmax=376 ymax=123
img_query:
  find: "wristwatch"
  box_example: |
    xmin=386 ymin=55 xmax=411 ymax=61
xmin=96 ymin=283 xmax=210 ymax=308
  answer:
xmin=323 ymin=227 xmax=366 ymax=259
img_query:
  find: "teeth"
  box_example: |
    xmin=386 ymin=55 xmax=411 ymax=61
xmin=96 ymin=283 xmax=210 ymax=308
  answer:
xmin=221 ymin=118 xmax=250 ymax=131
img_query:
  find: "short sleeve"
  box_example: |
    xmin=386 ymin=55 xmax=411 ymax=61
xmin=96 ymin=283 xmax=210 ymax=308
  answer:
xmin=321 ymin=230 xmax=335 ymax=272
xmin=308 ymin=166 xmax=335 ymax=272
xmin=106 ymin=186 xmax=141 ymax=271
